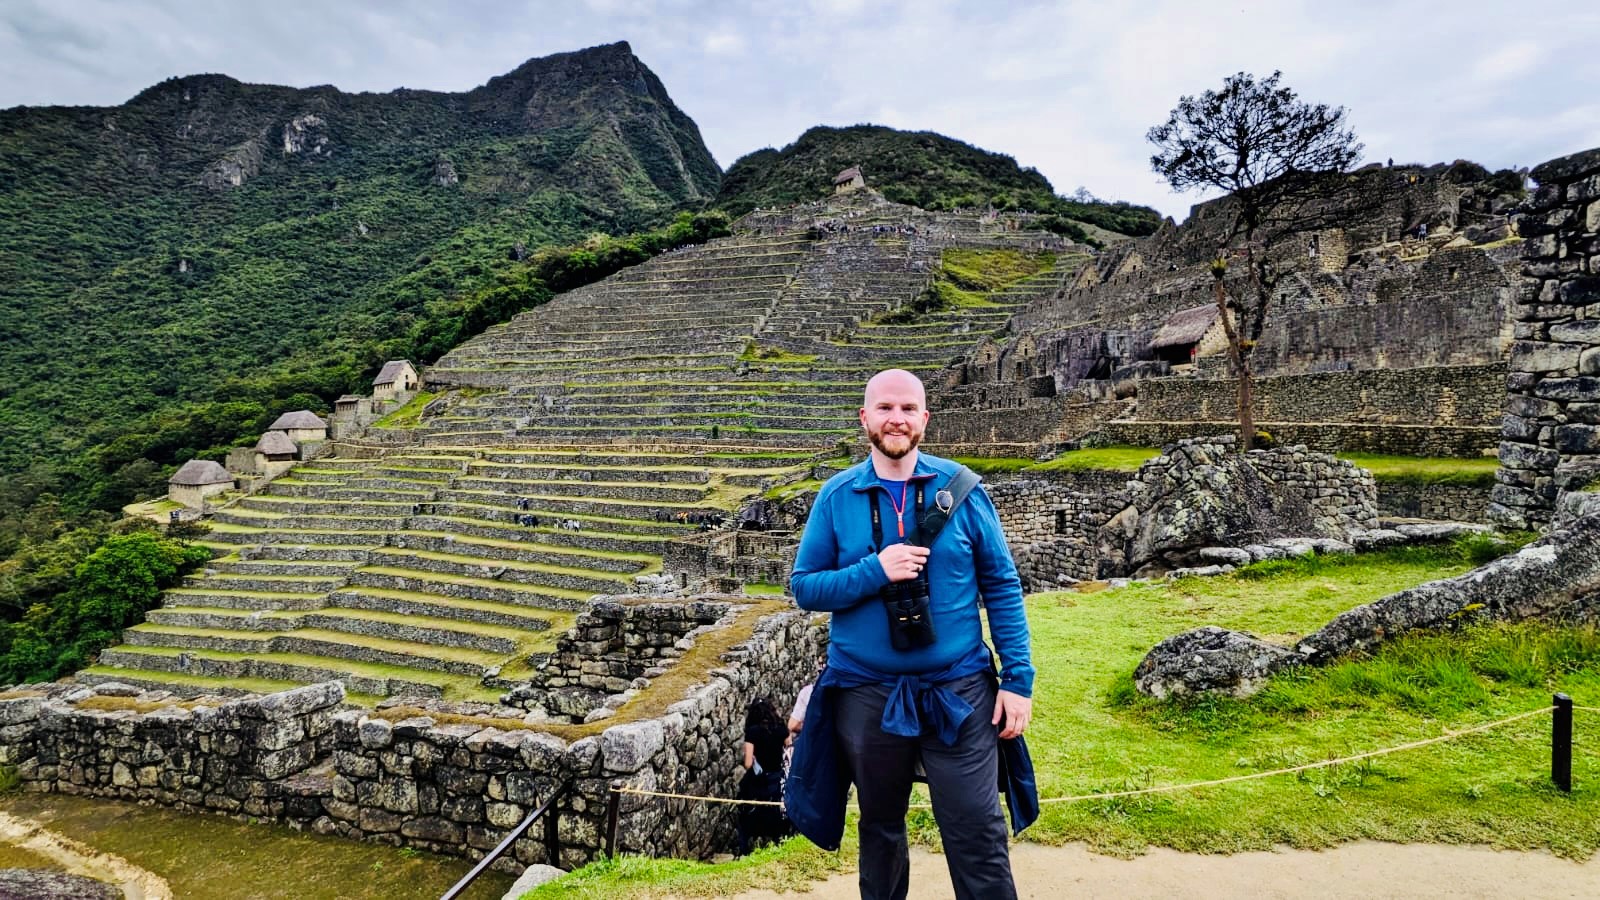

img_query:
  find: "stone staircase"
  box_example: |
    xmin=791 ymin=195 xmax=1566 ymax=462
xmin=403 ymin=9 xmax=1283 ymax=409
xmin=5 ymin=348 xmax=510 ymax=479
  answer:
xmin=84 ymin=197 xmax=1095 ymax=704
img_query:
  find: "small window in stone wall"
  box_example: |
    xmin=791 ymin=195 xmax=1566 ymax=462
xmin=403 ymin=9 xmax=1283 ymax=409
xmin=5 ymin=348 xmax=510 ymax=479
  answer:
xmin=1055 ymin=510 xmax=1068 ymax=534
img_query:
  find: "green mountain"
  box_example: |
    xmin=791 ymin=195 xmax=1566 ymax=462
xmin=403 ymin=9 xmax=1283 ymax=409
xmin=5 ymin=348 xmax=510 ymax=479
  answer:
xmin=715 ymin=124 xmax=1160 ymax=237
xmin=0 ymin=41 xmax=718 ymax=494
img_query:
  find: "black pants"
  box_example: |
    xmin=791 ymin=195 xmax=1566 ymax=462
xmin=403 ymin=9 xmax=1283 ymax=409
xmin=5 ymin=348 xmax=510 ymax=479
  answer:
xmin=834 ymin=672 xmax=1016 ymax=900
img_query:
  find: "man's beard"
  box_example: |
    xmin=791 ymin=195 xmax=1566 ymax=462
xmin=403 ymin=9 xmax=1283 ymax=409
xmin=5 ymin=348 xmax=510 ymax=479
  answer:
xmin=868 ymin=425 xmax=922 ymax=460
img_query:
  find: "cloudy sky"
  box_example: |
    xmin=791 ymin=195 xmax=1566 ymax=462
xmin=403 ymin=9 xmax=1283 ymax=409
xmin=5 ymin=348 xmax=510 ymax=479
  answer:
xmin=2 ymin=0 xmax=1597 ymax=218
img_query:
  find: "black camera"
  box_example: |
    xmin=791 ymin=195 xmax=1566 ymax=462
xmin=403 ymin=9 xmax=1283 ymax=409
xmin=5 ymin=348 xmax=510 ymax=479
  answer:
xmin=881 ymin=573 xmax=937 ymax=651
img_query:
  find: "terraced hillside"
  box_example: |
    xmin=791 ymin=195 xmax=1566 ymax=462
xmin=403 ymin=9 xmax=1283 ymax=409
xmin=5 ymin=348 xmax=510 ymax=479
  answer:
xmin=82 ymin=195 xmax=1091 ymax=703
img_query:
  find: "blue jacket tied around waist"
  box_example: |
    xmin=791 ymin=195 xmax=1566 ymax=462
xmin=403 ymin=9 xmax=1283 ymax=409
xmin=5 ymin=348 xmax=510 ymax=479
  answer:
xmin=786 ymin=454 xmax=1038 ymax=848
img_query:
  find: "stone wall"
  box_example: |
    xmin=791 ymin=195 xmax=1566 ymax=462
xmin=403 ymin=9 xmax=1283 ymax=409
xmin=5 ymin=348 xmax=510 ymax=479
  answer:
xmin=505 ymin=598 xmax=734 ymax=723
xmin=1375 ymin=481 xmax=1490 ymax=523
xmin=0 ymin=597 xmax=824 ymax=871
xmin=983 ymin=438 xmax=1376 ymax=585
xmin=986 ymin=470 xmax=1131 ymax=589
xmin=1098 ymin=421 xmax=1496 ymax=458
xmin=1491 ymin=148 xmax=1600 ymax=530
xmin=1136 ymin=502 xmax=1600 ymax=698
xmin=1131 ymin=364 xmax=1507 ymax=428
xmin=664 ymin=530 xmax=802 ymax=595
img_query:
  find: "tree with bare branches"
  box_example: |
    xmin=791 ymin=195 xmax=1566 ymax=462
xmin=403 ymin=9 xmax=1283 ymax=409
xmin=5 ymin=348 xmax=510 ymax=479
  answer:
xmin=1148 ymin=71 xmax=1362 ymax=450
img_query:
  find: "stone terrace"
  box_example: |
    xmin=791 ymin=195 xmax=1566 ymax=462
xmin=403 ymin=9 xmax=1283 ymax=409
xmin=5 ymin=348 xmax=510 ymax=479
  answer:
xmin=82 ymin=446 xmax=814 ymax=703
xmin=83 ymin=194 xmax=1079 ymax=702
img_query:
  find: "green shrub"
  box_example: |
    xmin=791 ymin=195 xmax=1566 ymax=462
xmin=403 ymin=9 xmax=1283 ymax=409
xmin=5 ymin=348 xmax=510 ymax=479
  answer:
xmin=0 ymin=528 xmax=211 ymax=683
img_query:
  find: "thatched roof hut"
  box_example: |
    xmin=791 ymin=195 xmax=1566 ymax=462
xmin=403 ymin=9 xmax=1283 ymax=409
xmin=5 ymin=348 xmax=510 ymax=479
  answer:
xmin=169 ymin=459 xmax=231 ymax=486
xmin=255 ymin=430 xmax=298 ymax=456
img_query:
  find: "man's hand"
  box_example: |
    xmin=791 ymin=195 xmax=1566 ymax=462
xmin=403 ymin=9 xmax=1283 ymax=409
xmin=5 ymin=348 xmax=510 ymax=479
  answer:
xmin=877 ymin=543 xmax=930 ymax=582
xmin=992 ymin=690 xmax=1032 ymax=739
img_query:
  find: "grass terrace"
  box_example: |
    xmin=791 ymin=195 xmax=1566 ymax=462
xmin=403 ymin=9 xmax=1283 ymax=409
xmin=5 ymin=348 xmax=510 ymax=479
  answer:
xmin=1337 ymin=453 xmax=1500 ymax=487
xmin=371 ymin=391 xmax=437 ymax=429
xmin=955 ymin=446 xmax=1160 ymax=476
xmin=954 ymin=448 xmax=1504 ymax=486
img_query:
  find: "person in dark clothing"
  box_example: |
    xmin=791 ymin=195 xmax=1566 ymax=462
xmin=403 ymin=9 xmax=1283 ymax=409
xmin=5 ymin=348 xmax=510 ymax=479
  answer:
xmin=737 ymin=697 xmax=791 ymax=854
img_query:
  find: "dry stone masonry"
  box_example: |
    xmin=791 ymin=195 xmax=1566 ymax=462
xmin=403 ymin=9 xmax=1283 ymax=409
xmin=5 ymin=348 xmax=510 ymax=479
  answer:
xmin=1135 ymin=493 xmax=1600 ymax=698
xmin=3 ymin=597 xmax=824 ymax=870
xmin=990 ymin=437 xmax=1376 ymax=588
xmin=1491 ymin=148 xmax=1600 ymax=529
xmin=929 ymin=163 xmax=1521 ymax=458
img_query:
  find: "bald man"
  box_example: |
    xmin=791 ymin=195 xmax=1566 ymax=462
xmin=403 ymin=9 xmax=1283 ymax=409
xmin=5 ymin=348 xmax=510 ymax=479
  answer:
xmin=787 ymin=369 xmax=1035 ymax=900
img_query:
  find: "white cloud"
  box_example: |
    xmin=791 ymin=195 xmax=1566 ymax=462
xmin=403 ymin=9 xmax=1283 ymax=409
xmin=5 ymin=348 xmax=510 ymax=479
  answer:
xmin=1472 ymin=40 xmax=1541 ymax=84
xmin=702 ymin=28 xmax=745 ymax=56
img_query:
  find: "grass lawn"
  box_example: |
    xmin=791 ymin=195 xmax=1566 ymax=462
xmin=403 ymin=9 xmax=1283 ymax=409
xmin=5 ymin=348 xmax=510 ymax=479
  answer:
xmin=958 ymin=449 xmax=1500 ymax=486
xmin=371 ymin=391 xmax=436 ymax=429
xmin=1337 ymin=453 xmax=1500 ymax=487
xmin=956 ymin=446 xmax=1160 ymax=476
xmin=532 ymin=544 xmax=1600 ymax=898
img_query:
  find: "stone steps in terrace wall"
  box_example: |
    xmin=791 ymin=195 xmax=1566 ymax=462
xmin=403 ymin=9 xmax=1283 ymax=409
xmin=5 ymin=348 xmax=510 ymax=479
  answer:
xmin=426 ymin=495 xmax=703 ymax=529
xmin=406 ymin=515 xmax=674 ymax=556
xmin=481 ymin=425 xmax=853 ymax=447
xmin=237 ymin=497 xmax=418 ymax=517
xmin=237 ymin=545 xmax=374 ymax=563
xmin=203 ymin=524 xmax=391 ymax=548
xmin=121 ymin=624 xmax=507 ymax=676
xmin=90 ymin=646 xmax=454 ymax=699
xmin=73 ymin=667 xmax=347 ymax=702
xmin=451 ymin=412 xmax=856 ymax=432
xmin=324 ymin=588 xmax=564 ymax=631
xmin=143 ymin=606 xmax=541 ymax=654
xmin=463 ymin=445 xmax=822 ymax=469
xmin=210 ymin=511 xmax=411 ymax=532
xmin=458 ymin=338 xmax=754 ymax=358
xmin=457 ymin=462 xmax=713 ymax=485
xmin=346 ymin=567 xmax=592 ymax=610
xmin=363 ymin=547 xmax=631 ymax=596
xmin=178 ymin=573 xmax=346 ymax=594
xmin=201 ymin=560 xmax=355 ymax=578
xmin=158 ymin=586 xmax=331 ymax=612
xmin=391 ymin=530 xmax=654 ymax=573
xmin=263 ymin=483 xmax=435 ymax=501
xmin=443 ymin=476 xmax=711 ymax=504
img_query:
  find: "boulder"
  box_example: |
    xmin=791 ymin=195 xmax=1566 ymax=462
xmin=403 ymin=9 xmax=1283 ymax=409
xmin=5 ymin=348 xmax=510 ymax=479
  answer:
xmin=502 ymin=865 xmax=566 ymax=899
xmin=1098 ymin=438 xmax=1376 ymax=575
xmin=1133 ymin=626 xmax=1301 ymax=699
xmin=1196 ymin=547 xmax=1253 ymax=568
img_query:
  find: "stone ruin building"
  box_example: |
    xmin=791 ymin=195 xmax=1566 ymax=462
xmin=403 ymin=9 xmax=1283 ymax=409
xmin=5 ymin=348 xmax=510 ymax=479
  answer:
xmin=8 ymin=151 xmax=1599 ymax=875
xmin=926 ymin=162 xmax=1527 ymax=460
xmin=167 ymin=459 xmax=234 ymax=510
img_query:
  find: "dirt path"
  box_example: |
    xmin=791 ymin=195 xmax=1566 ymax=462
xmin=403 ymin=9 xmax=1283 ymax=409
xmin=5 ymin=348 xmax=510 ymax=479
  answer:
xmin=730 ymin=842 xmax=1600 ymax=899
xmin=0 ymin=811 xmax=172 ymax=900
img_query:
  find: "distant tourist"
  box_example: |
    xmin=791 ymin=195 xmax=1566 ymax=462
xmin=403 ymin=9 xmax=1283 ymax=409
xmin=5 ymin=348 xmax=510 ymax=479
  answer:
xmin=787 ymin=656 xmax=827 ymax=735
xmin=736 ymin=697 xmax=791 ymax=855
xmin=786 ymin=368 xmax=1037 ymax=900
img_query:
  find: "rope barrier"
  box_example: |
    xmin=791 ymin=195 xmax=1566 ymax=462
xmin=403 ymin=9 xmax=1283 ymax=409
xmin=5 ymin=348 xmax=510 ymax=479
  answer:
xmin=1572 ymin=705 xmax=1600 ymax=714
xmin=610 ymin=705 xmax=1558 ymax=810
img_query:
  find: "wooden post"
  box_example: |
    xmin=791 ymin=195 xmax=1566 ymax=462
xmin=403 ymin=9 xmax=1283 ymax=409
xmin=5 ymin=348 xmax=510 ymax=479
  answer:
xmin=1553 ymin=693 xmax=1573 ymax=793
xmin=605 ymin=780 xmax=622 ymax=858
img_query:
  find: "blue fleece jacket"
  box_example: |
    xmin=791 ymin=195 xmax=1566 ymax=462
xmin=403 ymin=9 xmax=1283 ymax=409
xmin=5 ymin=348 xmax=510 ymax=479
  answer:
xmin=790 ymin=452 xmax=1035 ymax=697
